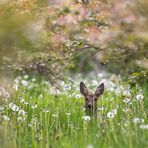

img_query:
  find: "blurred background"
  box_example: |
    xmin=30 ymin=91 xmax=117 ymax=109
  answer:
xmin=0 ymin=0 xmax=148 ymax=85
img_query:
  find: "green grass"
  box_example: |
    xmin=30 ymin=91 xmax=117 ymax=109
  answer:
xmin=0 ymin=76 xmax=148 ymax=148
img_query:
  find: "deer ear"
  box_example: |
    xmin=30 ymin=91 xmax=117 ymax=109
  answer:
xmin=80 ymin=82 xmax=89 ymax=96
xmin=95 ymin=83 xmax=104 ymax=97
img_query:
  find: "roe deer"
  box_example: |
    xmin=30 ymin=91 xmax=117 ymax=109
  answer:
xmin=80 ymin=82 xmax=104 ymax=118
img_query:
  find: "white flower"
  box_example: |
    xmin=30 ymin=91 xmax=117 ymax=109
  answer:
xmin=18 ymin=110 xmax=26 ymax=115
xmin=123 ymin=90 xmax=131 ymax=97
xmin=43 ymin=109 xmax=49 ymax=113
xmin=31 ymin=104 xmax=37 ymax=109
xmin=12 ymin=105 xmax=19 ymax=112
xmin=52 ymin=114 xmax=58 ymax=117
xmin=66 ymin=112 xmax=71 ymax=116
xmin=13 ymin=83 xmax=18 ymax=91
xmin=82 ymin=115 xmax=91 ymax=122
xmin=86 ymin=144 xmax=94 ymax=148
xmin=0 ymin=106 xmax=4 ymax=111
xmin=3 ymin=115 xmax=10 ymax=121
xmin=75 ymin=94 xmax=81 ymax=99
xmin=31 ymin=78 xmax=36 ymax=82
xmin=3 ymin=91 xmax=10 ymax=98
xmin=21 ymin=80 xmax=28 ymax=86
xmin=92 ymin=80 xmax=98 ymax=86
xmin=97 ymin=73 xmax=103 ymax=78
xmin=136 ymin=94 xmax=144 ymax=101
xmin=24 ymin=101 xmax=29 ymax=105
xmin=133 ymin=117 xmax=144 ymax=124
xmin=17 ymin=117 xmax=23 ymax=121
xmin=60 ymin=81 xmax=65 ymax=86
xmin=107 ymin=112 xmax=115 ymax=118
xmin=123 ymin=98 xmax=131 ymax=104
xmin=24 ymin=75 xmax=29 ymax=79
xmin=63 ymin=85 xmax=71 ymax=90
xmin=9 ymin=102 xmax=15 ymax=109
xmin=139 ymin=124 xmax=148 ymax=129
xmin=111 ymin=109 xmax=117 ymax=115
xmin=122 ymin=108 xmax=129 ymax=112
xmin=14 ymin=78 xmax=19 ymax=83
xmin=98 ymin=106 xmax=105 ymax=111
xmin=19 ymin=97 xmax=24 ymax=103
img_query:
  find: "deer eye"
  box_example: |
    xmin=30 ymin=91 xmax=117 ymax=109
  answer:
xmin=85 ymin=97 xmax=88 ymax=101
xmin=94 ymin=98 xmax=98 ymax=101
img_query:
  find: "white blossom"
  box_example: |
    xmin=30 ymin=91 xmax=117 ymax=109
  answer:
xmin=21 ymin=80 xmax=28 ymax=86
xmin=107 ymin=112 xmax=115 ymax=118
xmin=82 ymin=115 xmax=91 ymax=122
xmin=18 ymin=110 xmax=26 ymax=115
xmin=3 ymin=115 xmax=10 ymax=121
xmin=133 ymin=117 xmax=144 ymax=124
xmin=123 ymin=98 xmax=131 ymax=104
xmin=136 ymin=94 xmax=144 ymax=101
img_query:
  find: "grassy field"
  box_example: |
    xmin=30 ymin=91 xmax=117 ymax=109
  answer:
xmin=0 ymin=74 xmax=148 ymax=148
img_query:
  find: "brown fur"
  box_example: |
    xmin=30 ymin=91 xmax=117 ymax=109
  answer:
xmin=80 ymin=82 xmax=104 ymax=117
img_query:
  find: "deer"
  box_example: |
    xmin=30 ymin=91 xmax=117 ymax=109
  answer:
xmin=80 ymin=82 xmax=104 ymax=120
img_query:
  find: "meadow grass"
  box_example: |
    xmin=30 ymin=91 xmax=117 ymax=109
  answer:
xmin=0 ymin=75 xmax=148 ymax=148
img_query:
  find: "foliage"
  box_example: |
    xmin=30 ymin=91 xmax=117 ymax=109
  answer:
xmin=0 ymin=0 xmax=148 ymax=82
xmin=0 ymin=74 xmax=148 ymax=148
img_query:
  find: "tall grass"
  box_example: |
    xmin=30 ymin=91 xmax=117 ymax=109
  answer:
xmin=0 ymin=75 xmax=148 ymax=148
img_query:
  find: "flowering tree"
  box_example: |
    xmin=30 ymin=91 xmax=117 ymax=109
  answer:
xmin=0 ymin=0 xmax=147 ymax=83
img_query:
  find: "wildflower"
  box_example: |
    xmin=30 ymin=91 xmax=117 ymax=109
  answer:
xmin=123 ymin=98 xmax=131 ymax=104
xmin=31 ymin=78 xmax=36 ymax=82
xmin=136 ymin=94 xmax=144 ymax=101
xmin=9 ymin=102 xmax=15 ymax=109
xmin=18 ymin=110 xmax=26 ymax=116
xmin=24 ymin=101 xmax=29 ymax=105
xmin=60 ymin=81 xmax=65 ymax=86
xmin=39 ymin=94 xmax=43 ymax=99
xmin=21 ymin=80 xmax=28 ymax=86
xmin=66 ymin=112 xmax=71 ymax=116
xmin=3 ymin=115 xmax=10 ymax=121
xmin=133 ymin=117 xmax=144 ymax=124
xmin=98 ymin=106 xmax=105 ymax=111
xmin=111 ymin=109 xmax=117 ymax=115
xmin=17 ymin=117 xmax=23 ymax=121
xmin=43 ymin=109 xmax=49 ymax=113
xmin=92 ymin=80 xmax=98 ymax=86
xmin=3 ymin=91 xmax=10 ymax=98
xmin=97 ymin=73 xmax=103 ymax=78
xmin=13 ymin=83 xmax=18 ymax=91
xmin=86 ymin=144 xmax=94 ymax=148
xmin=14 ymin=78 xmax=19 ymax=83
xmin=82 ymin=115 xmax=91 ymax=122
xmin=139 ymin=124 xmax=148 ymax=129
xmin=107 ymin=112 xmax=115 ymax=119
xmin=31 ymin=104 xmax=37 ymax=109
xmin=63 ymin=85 xmax=71 ymax=90
xmin=19 ymin=97 xmax=24 ymax=103
xmin=12 ymin=105 xmax=19 ymax=112
xmin=123 ymin=90 xmax=131 ymax=97
xmin=122 ymin=108 xmax=129 ymax=112
xmin=75 ymin=94 xmax=81 ymax=99
xmin=0 ymin=106 xmax=4 ymax=111
xmin=52 ymin=114 xmax=58 ymax=117
xmin=24 ymin=75 xmax=29 ymax=79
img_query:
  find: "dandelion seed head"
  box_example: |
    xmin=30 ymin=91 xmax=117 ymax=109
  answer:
xmin=107 ymin=112 xmax=115 ymax=118
xmin=3 ymin=115 xmax=10 ymax=121
xmin=21 ymin=80 xmax=28 ymax=87
xmin=82 ymin=115 xmax=91 ymax=122
xmin=136 ymin=94 xmax=144 ymax=101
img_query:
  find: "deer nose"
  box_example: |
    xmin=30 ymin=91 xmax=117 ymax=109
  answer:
xmin=87 ymin=104 xmax=93 ymax=109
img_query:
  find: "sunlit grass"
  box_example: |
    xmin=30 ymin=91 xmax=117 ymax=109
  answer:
xmin=0 ymin=75 xmax=148 ymax=148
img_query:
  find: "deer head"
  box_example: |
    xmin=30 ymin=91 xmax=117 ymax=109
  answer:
xmin=80 ymin=82 xmax=104 ymax=113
